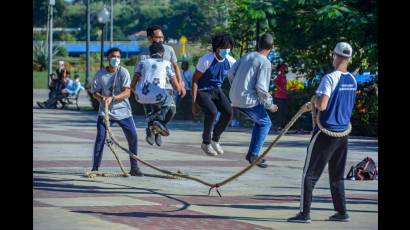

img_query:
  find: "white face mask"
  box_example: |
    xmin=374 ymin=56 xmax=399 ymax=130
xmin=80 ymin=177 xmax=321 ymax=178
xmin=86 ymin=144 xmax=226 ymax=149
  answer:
xmin=110 ymin=57 xmax=120 ymax=67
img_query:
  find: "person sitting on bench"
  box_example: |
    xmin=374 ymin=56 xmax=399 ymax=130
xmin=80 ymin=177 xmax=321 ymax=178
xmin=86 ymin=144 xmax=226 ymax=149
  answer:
xmin=37 ymin=74 xmax=83 ymax=109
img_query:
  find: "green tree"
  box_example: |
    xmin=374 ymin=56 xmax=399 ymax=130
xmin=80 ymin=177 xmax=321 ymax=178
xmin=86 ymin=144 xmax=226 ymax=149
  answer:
xmin=207 ymin=0 xmax=377 ymax=79
xmin=58 ymin=32 xmax=77 ymax=41
xmin=33 ymin=41 xmax=67 ymax=71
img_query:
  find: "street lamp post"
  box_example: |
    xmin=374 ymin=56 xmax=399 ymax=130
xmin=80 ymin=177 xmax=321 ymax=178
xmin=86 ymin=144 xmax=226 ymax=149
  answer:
xmin=97 ymin=6 xmax=110 ymax=69
xmin=47 ymin=0 xmax=55 ymax=87
xmin=110 ymin=0 xmax=114 ymax=48
xmin=84 ymin=0 xmax=91 ymax=86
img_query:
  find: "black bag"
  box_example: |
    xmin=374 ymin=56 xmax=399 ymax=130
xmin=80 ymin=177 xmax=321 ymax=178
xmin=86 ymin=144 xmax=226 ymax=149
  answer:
xmin=346 ymin=157 xmax=378 ymax=180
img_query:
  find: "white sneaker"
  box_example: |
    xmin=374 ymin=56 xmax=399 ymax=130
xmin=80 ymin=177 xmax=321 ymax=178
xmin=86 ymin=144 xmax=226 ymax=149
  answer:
xmin=211 ymin=140 xmax=224 ymax=155
xmin=201 ymin=143 xmax=217 ymax=156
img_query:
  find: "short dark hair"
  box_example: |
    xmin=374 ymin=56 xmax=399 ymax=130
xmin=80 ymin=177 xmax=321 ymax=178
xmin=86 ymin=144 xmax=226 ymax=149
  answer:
xmin=106 ymin=47 xmax=121 ymax=57
xmin=74 ymin=74 xmax=80 ymax=79
xmin=258 ymin=33 xmax=274 ymax=50
xmin=149 ymin=43 xmax=165 ymax=57
xmin=146 ymin=25 xmax=162 ymax=38
xmin=211 ymin=33 xmax=234 ymax=52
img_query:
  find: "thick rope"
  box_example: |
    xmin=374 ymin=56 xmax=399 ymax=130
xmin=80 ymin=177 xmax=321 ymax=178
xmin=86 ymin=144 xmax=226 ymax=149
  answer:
xmin=100 ymin=96 xmax=352 ymax=195
xmin=102 ymin=100 xmax=310 ymax=192
xmin=310 ymin=96 xmax=351 ymax=138
xmin=211 ymin=101 xmax=311 ymax=189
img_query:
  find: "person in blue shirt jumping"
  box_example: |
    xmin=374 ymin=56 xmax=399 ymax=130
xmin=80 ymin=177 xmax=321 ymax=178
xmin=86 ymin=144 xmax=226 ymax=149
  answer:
xmin=191 ymin=33 xmax=236 ymax=156
xmin=288 ymin=42 xmax=357 ymax=223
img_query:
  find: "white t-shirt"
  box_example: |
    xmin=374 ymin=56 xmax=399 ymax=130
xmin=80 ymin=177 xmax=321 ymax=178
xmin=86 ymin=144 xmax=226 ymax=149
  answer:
xmin=134 ymin=58 xmax=175 ymax=104
xmin=195 ymin=52 xmax=236 ymax=73
xmin=136 ymin=44 xmax=177 ymax=90
xmin=316 ymin=70 xmax=356 ymax=97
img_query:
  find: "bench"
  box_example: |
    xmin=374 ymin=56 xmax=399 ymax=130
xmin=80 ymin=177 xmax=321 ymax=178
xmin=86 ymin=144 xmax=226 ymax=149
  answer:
xmin=59 ymin=88 xmax=83 ymax=110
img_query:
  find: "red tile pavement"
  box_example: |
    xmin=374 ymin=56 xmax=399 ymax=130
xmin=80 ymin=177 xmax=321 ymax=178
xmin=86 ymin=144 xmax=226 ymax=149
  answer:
xmin=66 ymin=205 xmax=273 ymax=230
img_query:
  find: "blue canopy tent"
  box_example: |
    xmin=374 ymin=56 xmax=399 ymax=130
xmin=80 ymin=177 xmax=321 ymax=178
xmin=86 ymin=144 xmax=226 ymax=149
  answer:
xmin=63 ymin=42 xmax=142 ymax=58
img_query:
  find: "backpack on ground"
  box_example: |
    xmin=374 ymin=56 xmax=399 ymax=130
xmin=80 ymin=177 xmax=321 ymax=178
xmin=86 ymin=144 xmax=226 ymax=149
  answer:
xmin=346 ymin=156 xmax=378 ymax=180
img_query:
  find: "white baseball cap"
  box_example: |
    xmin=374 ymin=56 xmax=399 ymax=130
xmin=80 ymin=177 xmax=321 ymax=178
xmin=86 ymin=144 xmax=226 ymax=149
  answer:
xmin=333 ymin=42 xmax=353 ymax=58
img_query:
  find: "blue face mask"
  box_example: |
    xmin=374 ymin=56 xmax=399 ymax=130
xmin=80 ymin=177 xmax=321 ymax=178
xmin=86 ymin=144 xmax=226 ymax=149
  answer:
xmin=218 ymin=49 xmax=230 ymax=59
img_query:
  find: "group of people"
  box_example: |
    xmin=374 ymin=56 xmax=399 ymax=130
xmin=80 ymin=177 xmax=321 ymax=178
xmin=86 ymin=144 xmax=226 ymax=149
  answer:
xmin=88 ymin=25 xmax=357 ymax=223
xmin=37 ymin=66 xmax=83 ymax=109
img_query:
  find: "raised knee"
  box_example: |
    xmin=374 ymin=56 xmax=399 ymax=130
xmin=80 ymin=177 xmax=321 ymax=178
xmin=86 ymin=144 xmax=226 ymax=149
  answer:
xmin=208 ymin=110 xmax=218 ymax=120
xmin=261 ymin=118 xmax=272 ymax=127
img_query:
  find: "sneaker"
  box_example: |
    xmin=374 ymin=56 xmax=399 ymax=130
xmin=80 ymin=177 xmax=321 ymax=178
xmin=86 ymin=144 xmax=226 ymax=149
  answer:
xmin=211 ymin=140 xmax=224 ymax=155
xmin=129 ymin=168 xmax=144 ymax=177
xmin=201 ymin=143 xmax=217 ymax=156
xmin=288 ymin=212 xmax=311 ymax=223
xmin=145 ymin=128 xmax=155 ymax=145
xmin=152 ymin=120 xmax=170 ymax=136
xmin=37 ymin=101 xmax=45 ymax=109
xmin=155 ymin=133 xmax=162 ymax=146
xmin=246 ymin=154 xmax=268 ymax=168
xmin=329 ymin=213 xmax=350 ymax=222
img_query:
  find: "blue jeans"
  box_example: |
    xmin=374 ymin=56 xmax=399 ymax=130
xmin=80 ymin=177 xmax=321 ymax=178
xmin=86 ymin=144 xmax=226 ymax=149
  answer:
xmin=93 ymin=116 xmax=139 ymax=170
xmin=239 ymin=105 xmax=272 ymax=156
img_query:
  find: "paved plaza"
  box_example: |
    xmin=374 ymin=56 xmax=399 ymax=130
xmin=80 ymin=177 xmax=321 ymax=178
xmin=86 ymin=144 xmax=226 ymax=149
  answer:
xmin=33 ymin=89 xmax=378 ymax=230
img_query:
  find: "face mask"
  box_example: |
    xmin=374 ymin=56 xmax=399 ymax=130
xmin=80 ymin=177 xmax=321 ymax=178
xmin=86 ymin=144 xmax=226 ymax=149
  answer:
xmin=110 ymin=57 xmax=120 ymax=67
xmin=150 ymin=53 xmax=163 ymax=58
xmin=218 ymin=49 xmax=230 ymax=59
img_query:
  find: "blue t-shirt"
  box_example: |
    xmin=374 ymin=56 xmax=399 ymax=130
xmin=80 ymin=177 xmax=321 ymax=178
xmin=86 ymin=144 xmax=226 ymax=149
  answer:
xmin=316 ymin=70 xmax=357 ymax=132
xmin=195 ymin=52 xmax=236 ymax=91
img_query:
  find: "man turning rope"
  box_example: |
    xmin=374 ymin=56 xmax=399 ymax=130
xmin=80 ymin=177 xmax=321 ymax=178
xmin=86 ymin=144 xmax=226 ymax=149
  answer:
xmin=90 ymin=47 xmax=143 ymax=177
xmin=288 ymin=42 xmax=357 ymax=223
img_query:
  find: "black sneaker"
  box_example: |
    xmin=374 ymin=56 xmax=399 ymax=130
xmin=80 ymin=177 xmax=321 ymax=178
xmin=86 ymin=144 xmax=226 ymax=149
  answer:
xmin=155 ymin=133 xmax=162 ymax=146
xmin=145 ymin=128 xmax=155 ymax=145
xmin=329 ymin=213 xmax=350 ymax=222
xmin=37 ymin=101 xmax=45 ymax=109
xmin=245 ymin=153 xmax=266 ymax=163
xmin=246 ymin=154 xmax=267 ymax=168
xmin=129 ymin=168 xmax=144 ymax=177
xmin=91 ymin=167 xmax=98 ymax=172
xmin=288 ymin=212 xmax=311 ymax=223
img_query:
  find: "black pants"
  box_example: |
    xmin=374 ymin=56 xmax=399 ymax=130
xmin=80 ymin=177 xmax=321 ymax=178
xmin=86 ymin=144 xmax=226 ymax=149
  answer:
xmin=196 ymin=88 xmax=233 ymax=144
xmin=300 ymin=129 xmax=348 ymax=214
xmin=45 ymin=94 xmax=66 ymax=108
xmin=144 ymin=93 xmax=176 ymax=127
xmin=275 ymin=98 xmax=287 ymax=128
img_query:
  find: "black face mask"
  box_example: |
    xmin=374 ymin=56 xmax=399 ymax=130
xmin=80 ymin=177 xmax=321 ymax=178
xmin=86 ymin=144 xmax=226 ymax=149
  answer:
xmin=151 ymin=53 xmax=163 ymax=58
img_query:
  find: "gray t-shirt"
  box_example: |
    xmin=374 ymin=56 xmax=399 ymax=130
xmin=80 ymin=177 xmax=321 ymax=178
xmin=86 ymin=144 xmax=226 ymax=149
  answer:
xmin=90 ymin=66 xmax=132 ymax=120
xmin=136 ymin=44 xmax=177 ymax=90
xmin=228 ymin=51 xmax=274 ymax=109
